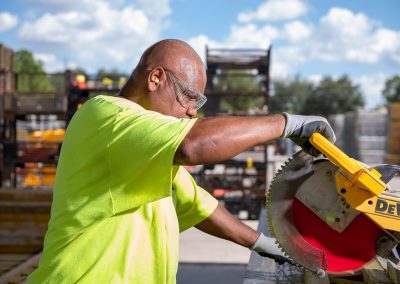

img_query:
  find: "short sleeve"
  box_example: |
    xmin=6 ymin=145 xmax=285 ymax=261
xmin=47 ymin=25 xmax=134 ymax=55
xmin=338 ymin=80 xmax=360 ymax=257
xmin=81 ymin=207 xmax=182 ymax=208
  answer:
xmin=108 ymin=99 xmax=197 ymax=214
xmin=173 ymin=167 xmax=218 ymax=232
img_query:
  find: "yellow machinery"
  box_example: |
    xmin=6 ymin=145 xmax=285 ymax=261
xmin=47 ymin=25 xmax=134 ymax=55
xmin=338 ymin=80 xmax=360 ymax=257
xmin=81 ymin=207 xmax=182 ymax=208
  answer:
xmin=267 ymin=132 xmax=400 ymax=282
xmin=310 ymin=133 xmax=400 ymax=233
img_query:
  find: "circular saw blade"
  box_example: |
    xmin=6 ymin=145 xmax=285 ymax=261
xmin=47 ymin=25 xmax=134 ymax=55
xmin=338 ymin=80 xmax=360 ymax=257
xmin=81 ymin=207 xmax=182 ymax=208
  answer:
xmin=267 ymin=151 xmax=327 ymax=275
xmin=267 ymin=151 xmax=382 ymax=275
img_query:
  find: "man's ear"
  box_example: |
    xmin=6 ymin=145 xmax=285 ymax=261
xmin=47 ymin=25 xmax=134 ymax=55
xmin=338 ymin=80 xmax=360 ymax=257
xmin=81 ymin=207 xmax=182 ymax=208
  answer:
xmin=148 ymin=67 xmax=163 ymax=92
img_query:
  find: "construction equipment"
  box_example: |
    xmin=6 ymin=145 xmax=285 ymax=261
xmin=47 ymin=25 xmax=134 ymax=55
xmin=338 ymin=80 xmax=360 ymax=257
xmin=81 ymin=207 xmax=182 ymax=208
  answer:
xmin=267 ymin=133 xmax=400 ymax=283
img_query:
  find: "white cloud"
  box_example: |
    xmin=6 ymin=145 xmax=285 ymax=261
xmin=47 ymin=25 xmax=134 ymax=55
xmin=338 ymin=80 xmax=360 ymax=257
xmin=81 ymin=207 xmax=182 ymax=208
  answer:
xmin=354 ymin=73 xmax=387 ymax=109
xmin=238 ymin=0 xmax=307 ymax=23
xmin=186 ymin=6 xmax=400 ymax=109
xmin=308 ymin=74 xmax=323 ymax=85
xmin=187 ymin=24 xmax=278 ymax=66
xmin=284 ymin=21 xmax=312 ymax=43
xmin=320 ymin=7 xmax=370 ymax=38
xmin=17 ymin=0 xmax=170 ymax=72
xmin=14 ymin=1 xmax=400 ymax=111
xmin=34 ymin=53 xmax=65 ymax=72
xmin=311 ymin=8 xmax=400 ymax=64
xmin=188 ymin=24 xmax=277 ymax=51
xmin=392 ymin=53 xmax=400 ymax=64
xmin=270 ymin=60 xmax=291 ymax=80
xmin=0 ymin=11 xmax=19 ymax=32
xmin=187 ymin=34 xmax=221 ymax=63
xmin=23 ymin=0 xmax=124 ymax=12
xmin=226 ymin=24 xmax=279 ymax=48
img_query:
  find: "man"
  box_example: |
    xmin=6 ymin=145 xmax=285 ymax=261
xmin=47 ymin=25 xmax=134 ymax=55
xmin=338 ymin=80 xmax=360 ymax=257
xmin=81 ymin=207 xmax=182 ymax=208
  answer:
xmin=28 ymin=39 xmax=335 ymax=283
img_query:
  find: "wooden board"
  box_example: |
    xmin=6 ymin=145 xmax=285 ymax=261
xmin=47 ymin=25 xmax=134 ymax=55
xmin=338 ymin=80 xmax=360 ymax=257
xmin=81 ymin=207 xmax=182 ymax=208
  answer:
xmin=0 ymin=252 xmax=41 ymax=283
xmin=0 ymin=189 xmax=52 ymax=254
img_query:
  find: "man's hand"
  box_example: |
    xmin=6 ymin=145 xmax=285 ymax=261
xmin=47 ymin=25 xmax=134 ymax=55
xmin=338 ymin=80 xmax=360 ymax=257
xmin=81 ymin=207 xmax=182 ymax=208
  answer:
xmin=282 ymin=113 xmax=336 ymax=156
xmin=250 ymin=233 xmax=291 ymax=265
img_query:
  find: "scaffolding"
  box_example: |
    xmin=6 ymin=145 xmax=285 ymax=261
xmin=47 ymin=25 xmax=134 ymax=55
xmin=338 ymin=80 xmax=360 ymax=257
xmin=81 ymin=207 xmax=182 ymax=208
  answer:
xmin=198 ymin=46 xmax=272 ymax=219
xmin=204 ymin=46 xmax=271 ymax=116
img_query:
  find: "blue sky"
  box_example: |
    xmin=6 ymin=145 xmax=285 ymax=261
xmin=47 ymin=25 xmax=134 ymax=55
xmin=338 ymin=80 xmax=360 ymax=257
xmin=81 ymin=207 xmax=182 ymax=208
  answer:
xmin=0 ymin=0 xmax=399 ymax=109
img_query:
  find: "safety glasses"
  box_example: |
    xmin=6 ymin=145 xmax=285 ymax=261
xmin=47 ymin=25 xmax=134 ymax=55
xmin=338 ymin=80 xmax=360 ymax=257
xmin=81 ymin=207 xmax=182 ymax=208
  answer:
xmin=161 ymin=68 xmax=207 ymax=110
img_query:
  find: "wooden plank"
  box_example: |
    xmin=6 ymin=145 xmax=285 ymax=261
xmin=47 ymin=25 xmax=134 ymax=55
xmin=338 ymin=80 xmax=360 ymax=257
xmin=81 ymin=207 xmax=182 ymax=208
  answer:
xmin=304 ymin=270 xmax=330 ymax=284
xmin=0 ymin=201 xmax=52 ymax=213
xmin=386 ymin=154 xmax=400 ymax=165
xmin=0 ymin=254 xmax=31 ymax=261
xmin=329 ymin=278 xmax=364 ymax=284
xmin=390 ymin=103 xmax=400 ymax=112
xmin=0 ymin=213 xmax=50 ymax=222
xmin=0 ymin=245 xmax=42 ymax=254
xmin=362 ymin=259 xmax=393 ymax=284
xmin=0 ymin=252 xmax=41 ymax=284
xmin=0 ymin=189 xmax=53 ymax=202
xmin=0 ymin=190 xmax=51 ymax=254
xmin=386 ymin=260 xmax=400 ymax=284
xmin=387 ymin=138 xmax=400 ymax=154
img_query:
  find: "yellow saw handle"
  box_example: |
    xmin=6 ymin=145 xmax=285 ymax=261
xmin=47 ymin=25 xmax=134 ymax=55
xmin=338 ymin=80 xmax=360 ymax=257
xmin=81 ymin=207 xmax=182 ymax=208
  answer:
xmin=309 ymin=133 xmax=386 ymax=196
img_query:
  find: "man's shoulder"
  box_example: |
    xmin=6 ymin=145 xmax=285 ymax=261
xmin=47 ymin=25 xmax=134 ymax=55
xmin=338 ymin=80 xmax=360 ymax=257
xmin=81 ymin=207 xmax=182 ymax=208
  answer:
xmin=90 ymin=95 xmax=144 ymax=110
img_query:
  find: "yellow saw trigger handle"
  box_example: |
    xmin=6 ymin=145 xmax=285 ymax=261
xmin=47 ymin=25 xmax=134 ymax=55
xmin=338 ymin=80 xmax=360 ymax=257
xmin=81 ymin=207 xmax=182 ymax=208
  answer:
xmin=309 ymin=133 xmax=360 ymax=175
xmin=309 ymin=133 xmax=386 ymax=196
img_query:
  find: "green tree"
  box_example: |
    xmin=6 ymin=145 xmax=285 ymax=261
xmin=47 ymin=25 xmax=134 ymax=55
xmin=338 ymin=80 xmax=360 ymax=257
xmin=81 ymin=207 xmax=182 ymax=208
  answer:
xmin=96 ymin=67 xmax=122 ymax=80
xmin=302 ymin=76 xmax=364 ymax=116
xmin=14 ymin=50 xmax=55 ymax=92
xmin=382 ymin=75 xmax=400 ymax=103
xmin=214 ymin=70 xmax=265 ymax=113
xmin=269 ymin=78 xmax=313 ymax=114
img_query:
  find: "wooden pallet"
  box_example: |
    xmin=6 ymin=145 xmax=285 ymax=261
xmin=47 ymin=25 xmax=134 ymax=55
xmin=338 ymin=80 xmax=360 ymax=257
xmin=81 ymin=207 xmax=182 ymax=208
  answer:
xmin=0 ymin=252 xmax=41 ymax=284
xmin=0 ymin=189 xmax=52 ymax=282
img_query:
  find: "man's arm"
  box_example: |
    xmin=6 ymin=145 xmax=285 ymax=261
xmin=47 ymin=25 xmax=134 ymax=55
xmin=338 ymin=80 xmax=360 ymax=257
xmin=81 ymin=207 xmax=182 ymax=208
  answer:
xmin=195 ymin=204 xmax=288 ymax=263
xmin=175 ymin=115 xmax=285 ymax=165
xmin=174 ymin=113 xmax=336 ymax=166
xmin=195 ymin=204 xmax=259 ymax=248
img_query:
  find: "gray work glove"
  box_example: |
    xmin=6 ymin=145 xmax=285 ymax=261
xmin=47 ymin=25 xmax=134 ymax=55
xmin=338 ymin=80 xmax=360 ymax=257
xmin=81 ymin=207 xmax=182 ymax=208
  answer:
xmin=282 ymin=112 xmax=336 ymax=157
xmin=250 ymin=233 xmax=291 ymax=265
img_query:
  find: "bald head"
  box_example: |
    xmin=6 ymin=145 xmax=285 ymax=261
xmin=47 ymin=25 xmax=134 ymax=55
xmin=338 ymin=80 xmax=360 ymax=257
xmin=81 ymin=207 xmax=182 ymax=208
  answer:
xmin=135 ymin=39 xmax=206 ymax=88
xmin=120 ymin=39 xmax=207 ymax=118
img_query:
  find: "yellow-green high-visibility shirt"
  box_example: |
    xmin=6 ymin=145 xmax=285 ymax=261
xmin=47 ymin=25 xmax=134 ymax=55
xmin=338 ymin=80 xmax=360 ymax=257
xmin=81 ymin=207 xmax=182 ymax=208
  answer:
xmin=28 ymin=95 xmax=218 ymax=284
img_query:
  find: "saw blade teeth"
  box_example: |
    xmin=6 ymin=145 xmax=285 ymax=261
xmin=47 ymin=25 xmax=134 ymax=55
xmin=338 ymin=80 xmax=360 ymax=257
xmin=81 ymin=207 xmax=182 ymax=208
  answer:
xmin=265 ymin=154 xmax=330 ymax=279
xmin=265 ymin=153 xmax=310 ymax=271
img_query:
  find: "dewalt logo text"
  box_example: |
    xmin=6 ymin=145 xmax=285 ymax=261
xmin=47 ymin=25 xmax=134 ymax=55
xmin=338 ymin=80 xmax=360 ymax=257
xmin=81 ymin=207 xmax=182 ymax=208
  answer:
xmin=375 ymin=198 xmax=400 ymax=217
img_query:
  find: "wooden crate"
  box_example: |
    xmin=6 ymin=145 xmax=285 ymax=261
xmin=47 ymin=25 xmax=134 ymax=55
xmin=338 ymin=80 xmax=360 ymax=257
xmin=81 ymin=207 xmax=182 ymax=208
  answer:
xmin=0 ymin=189 xmax=52 ymax=254
xmin=388 ymin=120 xmax=400 ymax=136
xmin=0 ymin=72 xmax=15 ymax=94
xmin=387 ymin=138 xmax=400 ymax=154
xmin=389 ymin=103 xmax=400 ymax=120
xmin=0 ymin=45 xmax=14 ymax=72
xmin=386 ymin=154 xmax=400 ymax=165
xmin=387 ymin=103 xmax=400 ymax=157
xmin=0 ymin=252 xmax=41 ymax=282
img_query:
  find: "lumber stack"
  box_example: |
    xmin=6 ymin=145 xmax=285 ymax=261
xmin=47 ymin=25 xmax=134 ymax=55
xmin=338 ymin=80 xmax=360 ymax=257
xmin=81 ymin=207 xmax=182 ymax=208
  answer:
xmin=0 ymin=189 xmax=52 ymax=254
xmin=386 ymin=103 xmax=400 ymax=165
xmin=0 ymin=44 xmax=14 ymax=95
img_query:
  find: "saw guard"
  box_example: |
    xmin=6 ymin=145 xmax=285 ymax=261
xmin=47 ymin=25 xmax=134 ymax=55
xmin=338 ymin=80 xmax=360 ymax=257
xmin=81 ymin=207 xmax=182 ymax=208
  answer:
xmin=267 ymin=151 xmax=328 ymax=274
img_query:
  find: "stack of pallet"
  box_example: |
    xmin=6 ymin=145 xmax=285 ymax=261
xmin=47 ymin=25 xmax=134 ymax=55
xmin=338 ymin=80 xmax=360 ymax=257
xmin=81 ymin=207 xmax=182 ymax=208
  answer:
xmin=0 ymin=189 xmax=52 ymax=281
xmin=329 ymin=110 xmax=388 ymax=165
xmin=386 ymin=102 xmax=400 ymax=164
xmin=0 ymin=44 xmax=14 ymax=189
xmin=0 ymin=44 xmax=14 ymax=95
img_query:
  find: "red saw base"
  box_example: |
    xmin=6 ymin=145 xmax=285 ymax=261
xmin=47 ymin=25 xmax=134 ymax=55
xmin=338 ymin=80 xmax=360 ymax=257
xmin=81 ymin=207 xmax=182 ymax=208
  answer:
xmin=292 ymin=198 xmax=382 ymax=274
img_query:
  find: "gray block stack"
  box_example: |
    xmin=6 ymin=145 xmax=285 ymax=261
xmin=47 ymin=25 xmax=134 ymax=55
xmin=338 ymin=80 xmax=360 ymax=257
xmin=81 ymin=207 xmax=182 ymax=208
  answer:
xmin=329 ymin=110 xmax=388 ymax=166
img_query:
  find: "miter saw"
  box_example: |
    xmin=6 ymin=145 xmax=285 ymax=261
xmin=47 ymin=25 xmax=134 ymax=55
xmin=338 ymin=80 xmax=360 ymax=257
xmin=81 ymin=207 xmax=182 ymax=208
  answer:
xmin=267 ymin=133 xmax=400 ymax=282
